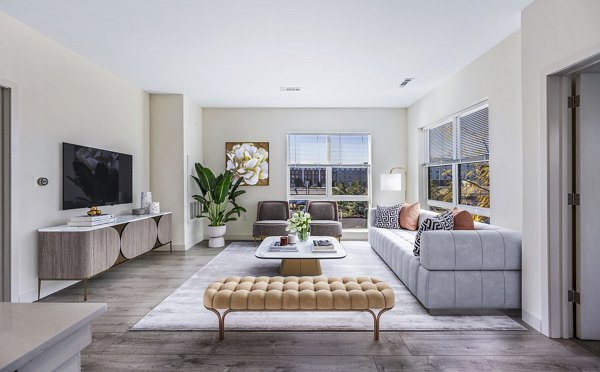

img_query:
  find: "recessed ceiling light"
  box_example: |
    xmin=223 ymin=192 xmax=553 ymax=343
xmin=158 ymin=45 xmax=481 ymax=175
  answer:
xmin=280 ymin=87 xmax=302 ymax=92
xmin=399 ymin=78 xmax=414 ymax=88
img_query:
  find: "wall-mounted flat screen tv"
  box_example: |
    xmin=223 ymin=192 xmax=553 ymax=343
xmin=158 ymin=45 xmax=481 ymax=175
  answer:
xmin=62 ymin=142 xmax=133 ymax=210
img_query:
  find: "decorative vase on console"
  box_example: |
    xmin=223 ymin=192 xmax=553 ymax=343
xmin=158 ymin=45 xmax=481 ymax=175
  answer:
xmin=149 ymin=202 xmax=160 ymax=214
xmin=141 ymin=192 xmax=152 ymax=213
xmin=286 ymin=211 xmax=312 ymax=242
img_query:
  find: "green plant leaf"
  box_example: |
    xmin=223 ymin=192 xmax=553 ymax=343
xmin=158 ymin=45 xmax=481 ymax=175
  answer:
xmin=201 ymin=167 xmax=217 ymax=190
xmin=191 ymin=175 xmax=207 ymax=196
xmin=230 ymin=176 xmax=244 ymax=195
xmin=230 ymin=190 xmax=245 ymax=200
xmin=212 ymin=172 xmax=231 ymax=203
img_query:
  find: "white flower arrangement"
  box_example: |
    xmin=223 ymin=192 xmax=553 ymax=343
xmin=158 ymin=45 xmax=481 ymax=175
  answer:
xmin=226 ymin=143 xmax=269 ymax=186
xmin=286 ymin=211 xmax=311 ymax=241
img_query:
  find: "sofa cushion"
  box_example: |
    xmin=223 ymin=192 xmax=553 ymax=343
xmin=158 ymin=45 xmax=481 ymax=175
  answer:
xmin=388 ymin=228 xmax=418 ymax=244
xmin=400 ymin=202 xmax=420 ymax=230
xmin=375 ymin=204 xmax=401 ymax=229
xmin=413 ymin=211 xmax=454 ymax=256
xmin=452 ymin=207 xmax=475 ymax=230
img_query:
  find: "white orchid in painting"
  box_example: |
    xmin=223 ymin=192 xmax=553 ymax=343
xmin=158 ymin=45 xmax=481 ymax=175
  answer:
xmin=226 ymin=143 xmax=269 ymax=185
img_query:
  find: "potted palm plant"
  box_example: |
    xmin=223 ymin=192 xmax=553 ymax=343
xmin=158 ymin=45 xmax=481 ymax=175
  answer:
xmin=192 ymin=163 xmax=246 ymax=247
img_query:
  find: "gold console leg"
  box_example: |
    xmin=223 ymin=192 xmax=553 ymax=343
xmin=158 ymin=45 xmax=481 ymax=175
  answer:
xmin=280 ymin=259 xmax=322 ymax=276
xmin=37 ymin=279 xmax=41 ymax=301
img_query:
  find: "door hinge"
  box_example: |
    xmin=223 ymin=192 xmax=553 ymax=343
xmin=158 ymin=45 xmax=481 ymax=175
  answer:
xmin=568 ymin=95 xmax=580 ymax=109
xmin=568 ymin=193 xmax=580 ymax=206
xmin=568 ymin=289 xmax=581 ymax=304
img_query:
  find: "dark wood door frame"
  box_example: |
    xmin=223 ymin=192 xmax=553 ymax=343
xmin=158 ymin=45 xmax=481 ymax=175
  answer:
xmin=0 ymin=86 xmax=11 ymax=302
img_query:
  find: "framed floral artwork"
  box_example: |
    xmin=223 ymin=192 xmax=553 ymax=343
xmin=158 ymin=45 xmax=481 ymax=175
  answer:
xmin=225 ymin=142 xmax=269 ymax=186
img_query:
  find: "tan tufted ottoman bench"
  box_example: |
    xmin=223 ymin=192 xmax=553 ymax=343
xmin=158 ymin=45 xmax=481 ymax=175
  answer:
xmin=203 ymin=276 xmax=395 ymax=341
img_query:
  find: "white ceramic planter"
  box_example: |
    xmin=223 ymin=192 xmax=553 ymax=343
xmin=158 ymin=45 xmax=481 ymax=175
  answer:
xmin=207 ymin=225 xmax=227 ymax=248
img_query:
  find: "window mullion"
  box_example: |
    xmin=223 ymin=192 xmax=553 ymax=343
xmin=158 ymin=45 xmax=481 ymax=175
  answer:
xmin=452 ymin=163 xmax=458 ymax=205
xmin=326 ymin=166 xmax=333 ymax=197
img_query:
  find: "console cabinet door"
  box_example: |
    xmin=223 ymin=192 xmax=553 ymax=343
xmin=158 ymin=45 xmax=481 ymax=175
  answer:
xmin=91 ymin=227 xmax=121 ymax=274
xmin=121 ymin=218 xmax=158 ymax=259
xmin=38 ymin=231 xmax=94 ymax=279
xmin=157 ymin=214 xmax=172 ymax=245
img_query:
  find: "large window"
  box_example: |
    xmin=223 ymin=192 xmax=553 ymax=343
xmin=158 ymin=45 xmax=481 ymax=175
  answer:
xmin=424 ymin=104 xmax=490 ymax=222
xmin=288 ymin=133 xmax=371 ymax=229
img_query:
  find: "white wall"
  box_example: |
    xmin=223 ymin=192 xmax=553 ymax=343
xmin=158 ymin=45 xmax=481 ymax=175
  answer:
xmin=150 ymin=94 xmax=184 ymax=247
xmin=183 ymin=96 xmax=203 ymax=248
xmin=0 ymin=11 xmax=150 ymax=301
xmin=521 ymin=0 xmax=600 ymax=334
xmin=150 ymin=94 xmax=203 ymax=250
xmin=407 ymin=31 xmax=522 ymax=231
xmin=202 ymin=108 xmax=407 ymax=240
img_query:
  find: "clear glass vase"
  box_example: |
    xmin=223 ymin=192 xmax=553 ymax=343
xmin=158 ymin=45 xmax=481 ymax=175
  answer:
xmin=297 ymin=226 xmax=311 ymax=242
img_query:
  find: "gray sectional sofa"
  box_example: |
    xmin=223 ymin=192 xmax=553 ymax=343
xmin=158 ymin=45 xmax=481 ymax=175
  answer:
xmin=368 ymin=209 xmax=521 ymax=311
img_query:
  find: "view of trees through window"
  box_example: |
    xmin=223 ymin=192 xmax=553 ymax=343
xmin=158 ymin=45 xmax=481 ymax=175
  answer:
xmin=425 ymin=104 xmax=490 ymax=223
xmin=428 ymin=165 xmax=452 ymax=203
xmin=459 ymin=162 xmax=489 ymax=208
xmin=288 ymin=167 xmax=369 ymax=229
xmin=287 ymin=134 xmax=371 ymax=229
xmin=333 ymin=168 xmax=369 ymax=228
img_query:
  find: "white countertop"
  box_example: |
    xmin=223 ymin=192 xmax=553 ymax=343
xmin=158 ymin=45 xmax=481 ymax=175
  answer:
xmin=0 ymin=302 xmax=106 ymax=371
xmin=255 ymin=236 xmax=346 ymax=259
xmin=38 ymin=212 xmax=172 ymax=232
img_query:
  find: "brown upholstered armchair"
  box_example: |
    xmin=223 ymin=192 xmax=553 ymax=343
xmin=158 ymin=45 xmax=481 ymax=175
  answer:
xmin=305 ymin=201 xmax=343 ymax=241
xmin=252 ymin=201 xmax=290 ymax=244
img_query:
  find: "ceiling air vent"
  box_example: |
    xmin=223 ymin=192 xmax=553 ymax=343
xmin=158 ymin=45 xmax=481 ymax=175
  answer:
xmin=280 ymin=87 xmax=302 ymax=92
xmin=399 ymin=78 xmax=414 ymax=88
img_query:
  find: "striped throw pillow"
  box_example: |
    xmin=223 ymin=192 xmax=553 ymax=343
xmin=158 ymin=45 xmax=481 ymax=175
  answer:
xmin=413 ymin=211 xmax=454 ymax=256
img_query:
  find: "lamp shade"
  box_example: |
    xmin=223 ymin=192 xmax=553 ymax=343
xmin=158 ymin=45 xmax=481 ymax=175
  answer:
xmin=381 ymin=173 xmax=403 ymax=191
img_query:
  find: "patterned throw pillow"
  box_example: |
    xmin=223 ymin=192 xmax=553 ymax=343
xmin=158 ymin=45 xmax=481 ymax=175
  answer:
xmin=374 ymin=204 xmax=402 ymax=229
xmin=413 ymin=211 xmax=454 ymax=256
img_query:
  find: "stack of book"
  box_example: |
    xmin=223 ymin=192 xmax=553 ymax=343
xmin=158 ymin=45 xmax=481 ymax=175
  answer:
xmin=67 ymin=214 xmax=116 ymax=227
xmin=312 ymin=239 xmax=337 ymax=253
xmin=268 ymin=242 xmax=299 ymax=252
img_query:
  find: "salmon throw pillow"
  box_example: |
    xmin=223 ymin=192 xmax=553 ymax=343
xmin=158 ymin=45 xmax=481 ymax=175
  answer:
xmin=400 ymin=202 xmax=421 ymax=231
xmin=452 ymin=207 xmax=475 ymax=230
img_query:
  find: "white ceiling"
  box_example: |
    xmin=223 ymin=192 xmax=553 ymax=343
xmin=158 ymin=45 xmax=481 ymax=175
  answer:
xmin=0 ymin=0 xmax=532 ymax=107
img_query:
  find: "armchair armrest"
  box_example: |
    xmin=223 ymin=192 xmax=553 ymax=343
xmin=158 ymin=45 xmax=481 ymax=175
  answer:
xmin=368 ymin=208 xmax=377 ymax=227
xmin=419 ymin=230 xmax=521 ymax=271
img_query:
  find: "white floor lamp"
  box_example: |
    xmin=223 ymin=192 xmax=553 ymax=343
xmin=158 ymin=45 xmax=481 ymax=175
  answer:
xmin=381 ymin=166 xmax=406 ymax=202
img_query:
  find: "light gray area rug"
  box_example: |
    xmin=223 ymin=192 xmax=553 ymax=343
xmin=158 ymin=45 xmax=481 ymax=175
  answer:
xmin=132 ymin=242 xmax=525 ymax=331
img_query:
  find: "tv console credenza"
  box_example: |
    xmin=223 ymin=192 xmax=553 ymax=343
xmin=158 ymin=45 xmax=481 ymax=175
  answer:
xmin=37 ymin=212 xmax=172 ymax=301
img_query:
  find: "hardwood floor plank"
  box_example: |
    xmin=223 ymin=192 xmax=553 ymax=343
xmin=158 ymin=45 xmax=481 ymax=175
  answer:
xmin=82 ymin=354 xmax=379 ymax=372
xmin=374 ymin=355 xmax=600 ymax=371
xmin=400 ymin=333 xmax=594 ymax=356
xmin=101 ymin=331 xmax=411 ymax=356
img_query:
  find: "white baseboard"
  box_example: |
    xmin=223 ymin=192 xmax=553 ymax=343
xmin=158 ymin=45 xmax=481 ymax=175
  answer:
xmin=216 ymin=234 xmax=367 ymax=242
xmin=522 ymin=309 xmax=542 ymax=332
xmin=221 ymin=235 xmax=253 ymax=241
xmin=20 ymin=280 xmax=77 ymax=303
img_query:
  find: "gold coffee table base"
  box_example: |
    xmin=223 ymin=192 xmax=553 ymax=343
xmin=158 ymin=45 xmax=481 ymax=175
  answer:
xmin=280 ymin=258 xmax=322 ymax=276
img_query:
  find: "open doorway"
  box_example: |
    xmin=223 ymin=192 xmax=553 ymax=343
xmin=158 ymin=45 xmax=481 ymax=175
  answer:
xmin=0 ymin=85 xmax=10 ymax=302
xmin=547 ymin=54 xmax=600 ymax=351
